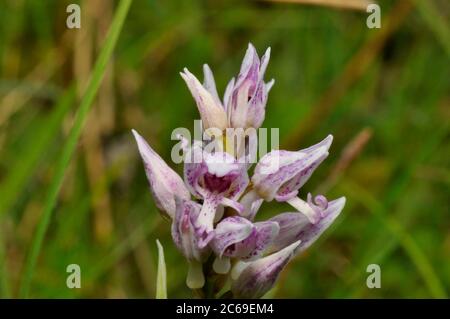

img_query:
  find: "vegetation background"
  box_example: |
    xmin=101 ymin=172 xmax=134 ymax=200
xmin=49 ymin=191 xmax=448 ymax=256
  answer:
xmin=0 ymin=0 xmax=448 ymax=298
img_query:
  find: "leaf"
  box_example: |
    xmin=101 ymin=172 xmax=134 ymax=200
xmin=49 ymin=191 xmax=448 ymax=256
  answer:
xmin=156 ymin=239 xmax=168 ymax=299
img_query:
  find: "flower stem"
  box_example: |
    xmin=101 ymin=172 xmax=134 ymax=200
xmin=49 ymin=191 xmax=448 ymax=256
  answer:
xmin=286 ymin=196 xmax=318 ymax=223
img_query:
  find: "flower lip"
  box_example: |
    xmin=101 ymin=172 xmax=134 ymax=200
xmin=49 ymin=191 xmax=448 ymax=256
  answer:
xmin=203 ymin=172 xmax=238 ymax=194
xmin=204 ymin=152 xmax=240 ymax=177
xmin=200 ymin=152 xmax=244 ymax=194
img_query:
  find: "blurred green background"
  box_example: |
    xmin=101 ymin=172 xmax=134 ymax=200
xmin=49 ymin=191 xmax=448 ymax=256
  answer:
xmin=0 ymin=0 xmax=449 ymax=298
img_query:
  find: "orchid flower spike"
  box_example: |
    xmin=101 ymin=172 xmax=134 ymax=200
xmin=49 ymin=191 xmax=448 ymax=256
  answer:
xmin=133 ymin=43 xmax=346 ymax=298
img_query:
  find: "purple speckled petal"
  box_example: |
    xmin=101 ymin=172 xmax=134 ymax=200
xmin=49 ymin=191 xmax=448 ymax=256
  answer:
xmin=228 ymin=43 xmax=273 ymax=129
xmin=245 ymin=47 xmax=272 ymax=128
xmin=132 ymin=130 xmax=190 ymax=219
xmin=171 ymin=197 xmax=210 ymax=262
xmin=180 ymin=68 xmax=227 ymax=130
xmin=220 ymin=197 xmax=244 ymax=214
xmin=211 ymin=216 xmax=254 ymax=257
xmin=241 ymin=221 xmax=280 ymax=261
xmin=231 ymin=240 xmax=301 ymax=299
xmin=217 ymin=219 xmax=279 ymax=261
xmin=193 ymin=194 xmax=220 ymax=249
xmin=183 ymin=142 xmax=207 ymax=199
xmin=234 ymin=43 xmax=260 ymax=90
xmin=268 ymin=196 xmax=346 ymax=255
xmin=246 ymin=78 xmax=267 ymax=129
xmin=252 ymin=135 xmax=333 ymax=201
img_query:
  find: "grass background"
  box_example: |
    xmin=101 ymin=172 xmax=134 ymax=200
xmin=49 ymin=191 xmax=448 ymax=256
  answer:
xmin=0 ymin=0 xmax=449 ymax=298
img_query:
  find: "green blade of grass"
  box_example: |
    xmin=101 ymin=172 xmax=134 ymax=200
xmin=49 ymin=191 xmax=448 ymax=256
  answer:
xmin=156 ymin=239 xmax=168 ymax=299
xmin=413 ymin=0 xmax=450 ymax=56
xmin=0 ymin=87 xmax=75 ymax=299
xmin=19 ymin=0 xmax=132 ymax=298
xmin=0 ymin=86 xmax=75 ymax=216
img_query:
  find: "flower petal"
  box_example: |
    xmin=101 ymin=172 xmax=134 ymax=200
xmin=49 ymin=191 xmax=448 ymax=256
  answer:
xmin=132 ymin=129 xmax=190 ymax=219
xmin=231 ymin=240 xmax=301 ymax=299
xmin=171 ymin=197 xmax=210 ymax=262
xmin=213 ymin=218 xmax=279 ymax=261
xmin=223 ymin=77 xmax=235 ymax=112
xmin=193 ymin=194 xmax=220 ymax=249
xmin=252 ymin=135 xmax=333 ymax=201
xmin=180 ymin=68 xmax=227 ymax=130
xmin=211 ymin=216 xmax=254 ymax=257
xmin=228 ymin=43 xmax=273 ymax=129
xmin=241 ymin=221 xmax=279 ymax=261
xmin=269 ymin=197 xmax=346 ymax=255
xmin=239 ymin=189 xmax=263 ymax=220
xmin=202 ymin=64 xmax=222 ymax=108
xmin=234 ymin=43 xmax=260 ymax=90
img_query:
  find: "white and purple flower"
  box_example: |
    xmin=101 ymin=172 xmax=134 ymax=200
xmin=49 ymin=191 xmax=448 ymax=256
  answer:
xmin=133 ymin=43 xmax=346 ymax=298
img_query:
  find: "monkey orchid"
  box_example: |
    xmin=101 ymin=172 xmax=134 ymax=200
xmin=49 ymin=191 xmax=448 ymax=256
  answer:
xmin=133 ymin=43 xmax=346 ymax=298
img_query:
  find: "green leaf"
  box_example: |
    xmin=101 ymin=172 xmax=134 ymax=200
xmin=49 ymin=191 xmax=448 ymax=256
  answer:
xmin=156 ymin=239 xmax=167 ymax=299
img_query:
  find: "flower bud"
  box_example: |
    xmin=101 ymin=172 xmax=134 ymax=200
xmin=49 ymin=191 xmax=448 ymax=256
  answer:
xmin=252 ymin=135 xmax=333 ymax=202
xmin=132 ymin=129 xmax=190 ymax=219
xmin=231 ymin=240 xmax=301 ymax=299
xmin=227 ymin=43 xmax=274 ymax=129
xmin=180 ymin=68 xmax=228 ymax=130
